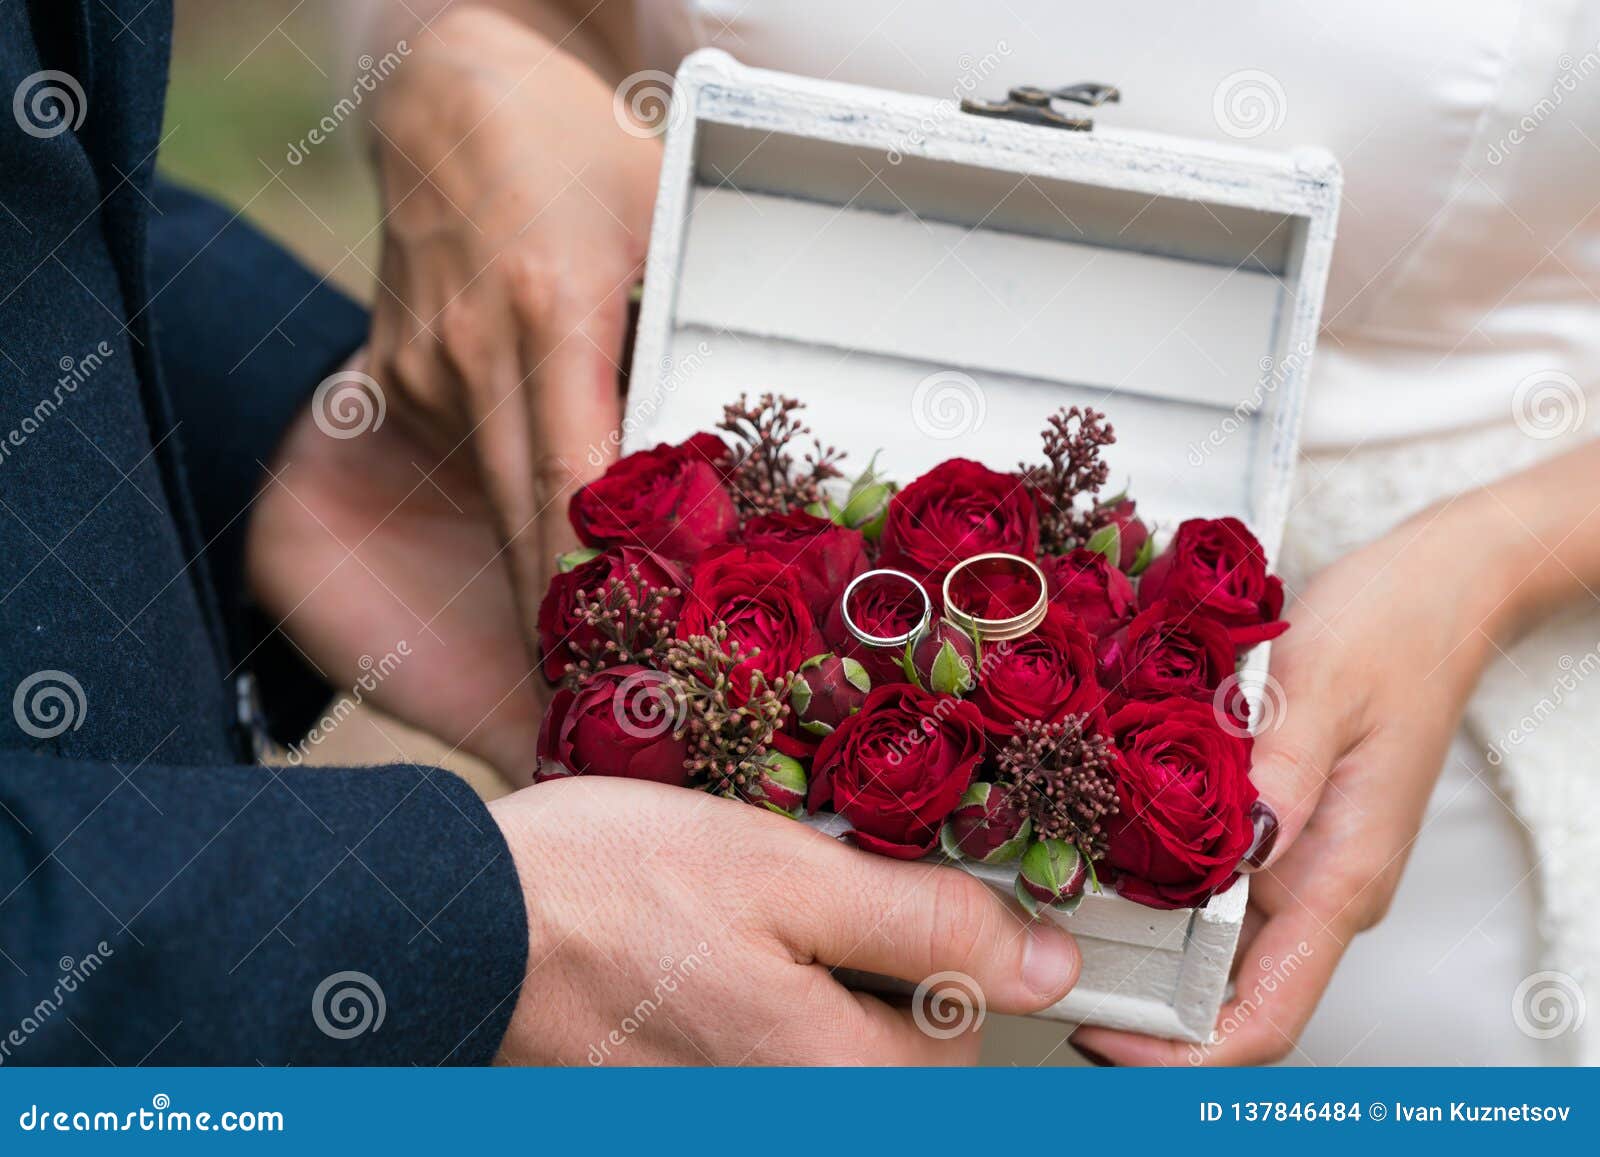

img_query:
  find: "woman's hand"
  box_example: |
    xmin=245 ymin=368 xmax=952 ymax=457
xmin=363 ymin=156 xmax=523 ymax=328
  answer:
xmin=365 ymin=4 xmax=659 ymax=648
xmin=1072 ymin=495 xmax=1514 ymax=1065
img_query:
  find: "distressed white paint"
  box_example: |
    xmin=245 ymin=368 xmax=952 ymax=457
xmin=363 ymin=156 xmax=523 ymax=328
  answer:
xmin=626 ymin=49 xmax=1340 ymax=1041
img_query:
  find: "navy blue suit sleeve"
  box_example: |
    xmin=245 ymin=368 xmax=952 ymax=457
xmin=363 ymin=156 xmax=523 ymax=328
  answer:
xmin=145 ymin=179 xmax=369 ymax=742
xmin=0 ymin=752 xmax=527 ymax=1065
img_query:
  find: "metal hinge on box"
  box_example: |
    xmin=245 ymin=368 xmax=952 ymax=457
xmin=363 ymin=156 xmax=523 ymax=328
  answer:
xmin=961 ymin=82 xmax=1120 ymax=131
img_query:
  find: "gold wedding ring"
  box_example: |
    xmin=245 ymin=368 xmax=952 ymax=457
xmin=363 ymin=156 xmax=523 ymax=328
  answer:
xmin=942 ymin=553 xmax=1048 ymax=642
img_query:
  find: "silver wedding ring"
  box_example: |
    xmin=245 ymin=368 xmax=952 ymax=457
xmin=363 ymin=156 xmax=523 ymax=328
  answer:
xmin=840 ymin=569 xmax=932 ymax=649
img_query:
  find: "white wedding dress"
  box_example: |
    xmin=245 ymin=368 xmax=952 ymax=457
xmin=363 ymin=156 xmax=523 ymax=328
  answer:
xmin=635 ymin=0 xmax=1600 ymax=1064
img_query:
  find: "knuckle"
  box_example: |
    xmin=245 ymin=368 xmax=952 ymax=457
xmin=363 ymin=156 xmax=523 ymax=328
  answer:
xmin=504 ymin=251 xmax=573 ymax=322
xmin=437 ymin=301 xmax=494 ymax=381
xmin=925 ymin=869 xmax=995 ymax=976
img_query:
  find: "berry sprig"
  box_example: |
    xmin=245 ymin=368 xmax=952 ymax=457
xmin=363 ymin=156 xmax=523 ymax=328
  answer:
xmin=561 ymin=569 xmax=681 ymax=689
xmin=664 ymin=626 xmax=792 ymax=797
xmin=996 ymin=715 xmax=1121 ymax=862
xmin=718 ymin=393 xmax=846 ymax=518
xmin=1021 ymin=406 xmax=1117 ymax=554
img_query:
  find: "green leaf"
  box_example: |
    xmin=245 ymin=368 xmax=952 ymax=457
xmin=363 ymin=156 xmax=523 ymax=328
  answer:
xmin=1085 ymin=523 xmax=1121 ymax=565
xmin=840 ymin=656 xmax=872 ymax=693
xmin=980 ymin=817 xmax=1032 ymax=866
xmin=1130 ymin=534 xmax=1156 ymax=576
xmin=1013 ymin=873 xmax=1041 ymax=919
xmin=789 ymin=678 xmax=813 ymax=717
xmin=761 ymin=801 xmax=803 ymax=820
xmin=555 ymin=547 xmax=603 ymax=573
xmin=930 ymin=639 xmax=973 ymax=696
xmin=939 ymin=821 xmax=966 ymax=861
xmin=799 ymin=719 xmax=835 ymax=736
xmin=900 ymin=641 xmax=923 ymax=689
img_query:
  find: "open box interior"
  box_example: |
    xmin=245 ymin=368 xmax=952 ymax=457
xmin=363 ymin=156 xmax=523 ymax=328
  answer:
xmin=631 ymin=120 xmax=1315 ymax=547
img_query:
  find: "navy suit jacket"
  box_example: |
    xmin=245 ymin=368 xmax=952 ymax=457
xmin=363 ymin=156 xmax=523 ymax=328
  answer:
xmin=0 ymin=1 xmax=526 ymax=1063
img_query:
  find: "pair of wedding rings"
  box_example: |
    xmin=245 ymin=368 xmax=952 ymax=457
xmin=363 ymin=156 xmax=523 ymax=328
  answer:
xmin=840 ymin=553 xmax=1048 ymax=648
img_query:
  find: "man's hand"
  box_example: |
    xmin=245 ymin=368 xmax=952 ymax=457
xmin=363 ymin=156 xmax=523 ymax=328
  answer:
xmin=490 ymin=776 xmax=1083 ymax=1065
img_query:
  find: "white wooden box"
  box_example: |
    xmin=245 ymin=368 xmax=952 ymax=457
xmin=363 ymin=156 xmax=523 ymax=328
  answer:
xmin=622 ymin=49 xmax=1340 ymax=1041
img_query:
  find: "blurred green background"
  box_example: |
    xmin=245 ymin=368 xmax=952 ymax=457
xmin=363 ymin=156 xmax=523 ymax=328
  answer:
xmin=162 ymin=0 xmax=382 ymax=301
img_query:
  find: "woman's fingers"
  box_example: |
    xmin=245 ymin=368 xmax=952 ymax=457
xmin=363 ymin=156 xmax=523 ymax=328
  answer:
xmin=1243 ymin=630 xmax=1355 ymax=872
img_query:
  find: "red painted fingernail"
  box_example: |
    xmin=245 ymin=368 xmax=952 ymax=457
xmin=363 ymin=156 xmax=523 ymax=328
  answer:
xmin=1242 ymin=800 xmax=1279 ymax=871
xmin=1073 ymin=1041 xmax=1115 ymax=1067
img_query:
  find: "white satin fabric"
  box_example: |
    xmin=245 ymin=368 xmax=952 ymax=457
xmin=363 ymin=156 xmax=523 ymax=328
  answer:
xmin=634 ymin=1 xmax=1600 ymax=1064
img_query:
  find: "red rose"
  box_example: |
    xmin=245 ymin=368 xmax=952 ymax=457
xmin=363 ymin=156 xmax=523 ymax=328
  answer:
xmin=1138 ymin=518 xmax=1287 ymax=649
xmin=742 ymin=509 xmax=868 ymax=621
xmin=1097 ymin=600 xmax=1235 ymax=708
xmin=880 ymin=458 xmax=1038 ymax=583
xmin=536 ymin=547 xmax=686 ymax=682
xmin=535 ymin=665 xmax=690 ymax=787
xmin=808 ymin=684 xmax=986 ymax=858
xmin=1104 ymin=698 xmax=1256 ymax=909
xmin=821 ymin=570 xmax=933 ymax=687
xmin=1041 ymin=548 xmax=1135 ymax=637
xmin=568 ymin=436 xmax=737 ymax=563
xmin=678 ymin=547 xmax=821 ymax=698
xmin=968 ymin=605 xmax=1106 ymax=739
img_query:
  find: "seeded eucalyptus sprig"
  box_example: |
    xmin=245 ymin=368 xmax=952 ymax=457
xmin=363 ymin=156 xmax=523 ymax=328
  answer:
xmin=664 ymin=626 xmax=793 ymax=799
xmin=1020 ymin=406 xmax=1117 ymax=555
xmin=718 ymin=393 xmax=846 ymax=518
xmin=996 ymin=715 xmax=1120 ymax=863
xmin=561 ymin=569 xmax=681 ymax=689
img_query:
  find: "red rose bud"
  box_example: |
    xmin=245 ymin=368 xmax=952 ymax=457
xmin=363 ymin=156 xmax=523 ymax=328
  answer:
xmin=906 ymin=619 xmax=979 ymax=696
xmin=1138 ymin=517 xmax=1287 ymax=650
xmin=940 ymin=782 xmax=1031 ymax=864
xmin=792 ymin=653 xmax=871 ymax=736
xmin=1094 ymin=498 xmax=1151 ymax=573
xmin=535 ymin=665 xmax=690 ymax=787
xmin=568 ymin=436 xmax=737 ymax=563
xmin=536 ymin=547 xmax=686 ymax=682
xmin=879 ymin=458 xmax=1039 ymax=585
xmin=1040 ymin=548 xmax=1135 ymax=638
xmin=1015 ymin=838 xmax=1089 ymax=916
xmin=743 ymin=509 xmax=868 ymax=622
xmin=742 ymin=751 xmax=808 ymax=817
